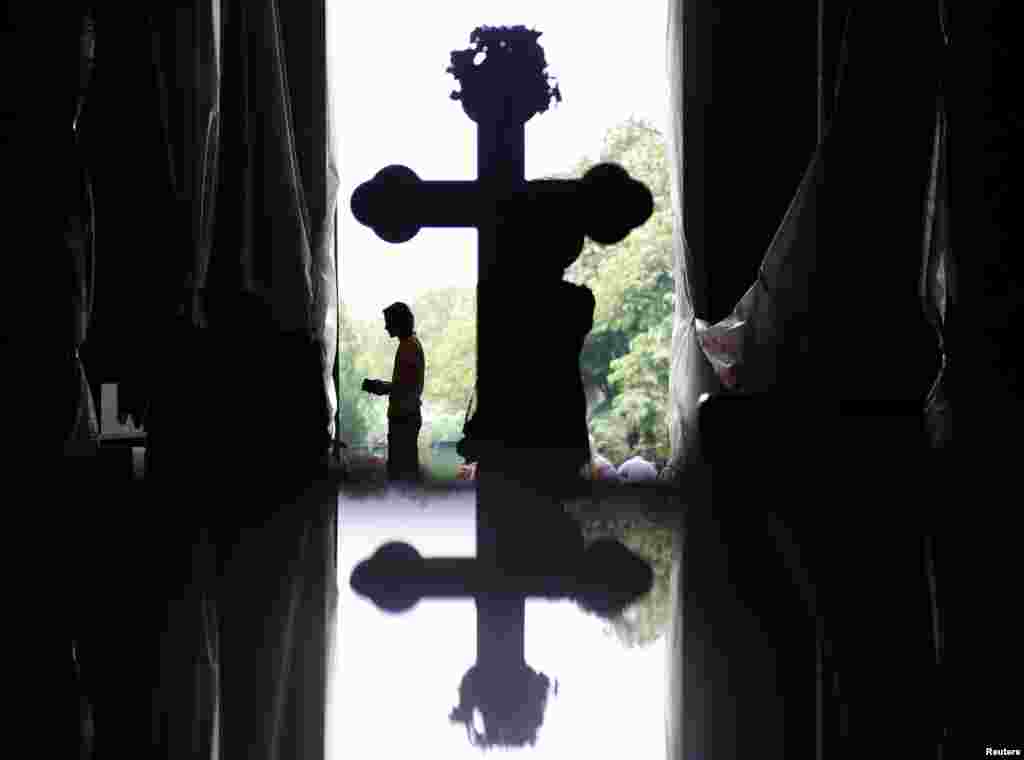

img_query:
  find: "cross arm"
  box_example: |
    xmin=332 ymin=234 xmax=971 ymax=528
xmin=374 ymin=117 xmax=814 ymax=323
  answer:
xmin=350 ymin=165 xmax=484 ymax=243
xmin=350 ymin=539 xmax=654 ymax=615
xmin=350 ymin=542 xmax=577 ymax=613
xmin=350 ymin=162 xmax=654 ymax=246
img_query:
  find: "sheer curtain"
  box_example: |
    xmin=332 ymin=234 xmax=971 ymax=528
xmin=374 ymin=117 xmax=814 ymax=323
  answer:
xmin=661 ymin=0 xmax=720 ymax=483
xmin=662 ymin=2 xmax=716 ymax=756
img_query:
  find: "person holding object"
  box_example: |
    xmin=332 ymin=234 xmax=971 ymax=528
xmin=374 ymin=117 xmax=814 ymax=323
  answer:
xmin=362 ymin=302 xmax=426 ymax=482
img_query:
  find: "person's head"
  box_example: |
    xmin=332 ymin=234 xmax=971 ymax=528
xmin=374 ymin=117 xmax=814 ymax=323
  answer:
xmin=383 ymin=302 xmax=414 ymax=338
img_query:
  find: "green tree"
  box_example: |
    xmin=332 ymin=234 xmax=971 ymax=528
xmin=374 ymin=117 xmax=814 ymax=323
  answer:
xmin=346 ymin=290 xmax=477 ymax=448
xmin=411 ymin=287 xmax=477 ymax=414
xmin=336 ymin=302 xmax=386 ymax=446
xmin=561 ymin=117 xmax=675 ymax=464
xmin=567 ymin=509 xmax=676 ymax=649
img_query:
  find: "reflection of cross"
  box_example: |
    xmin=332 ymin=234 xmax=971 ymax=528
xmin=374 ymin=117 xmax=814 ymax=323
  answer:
xmin=350 ymin=511 xmax=652 ymax=749
xmin=350 ymin=513 xmax=653 ymax=677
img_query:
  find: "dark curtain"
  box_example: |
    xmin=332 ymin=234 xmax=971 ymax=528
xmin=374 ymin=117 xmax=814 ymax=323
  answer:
xmin=2 ymin=5 xmax=99 ymax=450
xmin=149 ymin=2 xmax=340 ymax=759
xmin=56 ymin=2 xmax=341 ymax=758
xmin=952 ymin=3 xmax=1021 ymax=751
xmin=664 ymin=0 xmax=953 ymax=757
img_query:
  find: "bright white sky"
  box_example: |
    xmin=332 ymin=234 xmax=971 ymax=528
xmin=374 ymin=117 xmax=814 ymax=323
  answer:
xmin=328 ymin=0 xmax=670 ymax=322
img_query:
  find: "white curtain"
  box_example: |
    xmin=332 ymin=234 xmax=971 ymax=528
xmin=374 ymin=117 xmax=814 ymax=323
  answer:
xmin=320 ymin=62 xmax=341 ymax=440
xmin=662 ymin=2 xmax=716 ymax=758
xmin=662 ymin=0 xmax=721 ymax=483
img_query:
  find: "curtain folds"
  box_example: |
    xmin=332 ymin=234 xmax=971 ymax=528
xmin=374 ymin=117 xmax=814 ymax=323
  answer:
xmin=321 ymin=53 xmax=341 ymax=440
xmin=206 ymin=1 xmax=312 ymax=329
xmin=694 ymin=142 xmax=822 ymax=396
xmin=920 ymin=96 xmax=953 ymax=448
xmin=662 ymin=0 xmax=720 ymax=480
xmin=661 ymin=0 xmax=952 ymax=755
xmin=69 ymin=3 xmax=342 ymax=759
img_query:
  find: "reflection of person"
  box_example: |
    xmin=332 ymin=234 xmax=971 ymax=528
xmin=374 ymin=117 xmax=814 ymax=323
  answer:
xmin=362 ymin=302 xmax=425 ymax=481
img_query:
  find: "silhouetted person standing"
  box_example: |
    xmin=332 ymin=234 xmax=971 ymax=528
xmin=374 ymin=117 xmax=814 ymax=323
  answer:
xmin=363 ymin=302 xmax=425 ymax=481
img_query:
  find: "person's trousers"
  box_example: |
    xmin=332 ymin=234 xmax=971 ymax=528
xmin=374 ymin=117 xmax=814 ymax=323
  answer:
xmin=387 ymin=414 xmax=422 ymax=481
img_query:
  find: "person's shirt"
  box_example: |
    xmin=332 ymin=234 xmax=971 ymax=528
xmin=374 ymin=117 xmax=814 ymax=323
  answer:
xmin=618 ymin=455 xmax=659 ymax=483
xmin=388 ymin=333 xmax=425 ymax=419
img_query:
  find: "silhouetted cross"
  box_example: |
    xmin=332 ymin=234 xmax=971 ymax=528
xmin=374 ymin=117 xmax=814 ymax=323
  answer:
xmin=350 ymin=25 xmax=652 ymax=425
xmin=350 ymin=515 xmax=653 ymax=748
xmin=350 ymin=521 xmax=653 ymax=671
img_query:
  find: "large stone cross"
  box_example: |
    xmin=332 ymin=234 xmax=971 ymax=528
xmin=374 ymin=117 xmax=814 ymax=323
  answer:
xmin=350 ymin=24 xmax=653 ymax=428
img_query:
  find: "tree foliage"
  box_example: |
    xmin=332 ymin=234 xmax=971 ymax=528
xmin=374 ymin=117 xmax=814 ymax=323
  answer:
xmin=563 ymin=117 xmax=675 ymax=464
xmin=568 ymin=509 xmax=676 ymax=648
xmin=411 ymin=287 xmax=477 ymax=415
xmin=342 ymin=288 xmax=477 ymax=446
xmin=336 ymin=302 xmax=386 ymax=446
